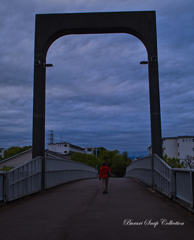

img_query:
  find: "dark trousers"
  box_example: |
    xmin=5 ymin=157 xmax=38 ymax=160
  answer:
xmin=102 ymin=177 xmax=109 ymax=192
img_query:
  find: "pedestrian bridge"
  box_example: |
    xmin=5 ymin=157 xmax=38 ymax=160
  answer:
xmin=0 ymin=178 xmax=194 ymax=240
xmin=0 ymin=155 xmax=194 ymax=239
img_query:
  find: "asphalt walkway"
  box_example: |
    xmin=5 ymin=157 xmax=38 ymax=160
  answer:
xmin=0 ymin=178 xmax=194 ymax=240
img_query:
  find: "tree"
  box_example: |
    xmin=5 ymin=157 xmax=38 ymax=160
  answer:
xmin=122 ymin=151 xmax=128 ymax=161
xmin=163 ymin=154 xmax=184 ymax=168
xmin=0 ymin=166 xmax=13 ymax=171
xmin=122 ymin=151 xmax=132 ymax=165
xmin=98 ymin=149 xmax=132 ymax=177
xmin=3 ymin=146 xmax=32 ymax=159
xmin=111 ymin=161 xmax=130 ymax=177
xmin=71 ymin=148 xmax=132 ymax=177
xmin=98 ymin=149 xmax=121 ymax=169
xmin=71 ymin=152 xmax=102 ymax=171
xmin=184 ymin=155 xmax=194 ymax=169
xmin=93 ymin=147 xmax=106 ymax=158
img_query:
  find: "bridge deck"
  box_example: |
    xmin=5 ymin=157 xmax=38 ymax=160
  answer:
xmin=0 ymin=178 xmax=194 ymax=240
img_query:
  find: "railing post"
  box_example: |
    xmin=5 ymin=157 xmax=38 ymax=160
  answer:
xmin=0 ymin=173 xmax=6 ymax=203
xmin=170 ymin=169 xmax=176 ymax=199
xmin=5 ymin=172 xmax=9 ymax=202
xmin=3 ymin=173 xmax=6 ymax=203
xmin=190 ymin=170 xmax=194 ymax=209
xmin=41 ymin=157 xmax=45 ymax=191
xmin=151 ymin=155 xmax=154 ymax=188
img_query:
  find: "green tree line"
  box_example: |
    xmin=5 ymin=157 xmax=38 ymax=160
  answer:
xmin=0 ymin=146 xmax=32 ymax=161
xmin=162 ymin=154 xmax=184 ymax=168
xmin=71 ymin=148 xmax=132 ymax=177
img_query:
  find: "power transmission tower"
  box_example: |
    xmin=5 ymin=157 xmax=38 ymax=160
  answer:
xmin=49 ymin=130 xmax=54 ymax=144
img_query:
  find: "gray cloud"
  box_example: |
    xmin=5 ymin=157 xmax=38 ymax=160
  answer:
xmin=0 ymin=0 xmax=193 ymax=157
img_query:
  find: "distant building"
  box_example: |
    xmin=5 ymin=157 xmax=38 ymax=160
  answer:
xmin=148 ymin=136 xmax=194 ymax=161
xmin=48 ymin=142 xmax=85 ymax=155
xmin=0 ymin=148 xmax=5 ymax=158
xmin=45 ymin=150 xmax=71 ymax=160
xmin=0 ymin=149 xmax=70 ymax=169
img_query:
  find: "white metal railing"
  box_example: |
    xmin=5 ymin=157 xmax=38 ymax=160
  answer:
xmin=3 ymin=153 xmax=194 ymax=209
xmin=5 ymin=157 xmax=42 ymax=202
xmin=3 ymin=156 xmax=98 ymax=202
xmin=173 ymin=169 xmax=194 ymax=208
xmin=153 ymin=155 xmax=174 ymax=198
xmin=45 ymin=158 xmax=98 ymax=189
xmin=125 ymin=156 xmax=153 ymax=186
xmin=125 ymin=154 xmax=194 ymax=208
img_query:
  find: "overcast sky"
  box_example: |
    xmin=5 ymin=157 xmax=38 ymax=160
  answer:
xmin=0 ymin=0 xmax=193 ymax=158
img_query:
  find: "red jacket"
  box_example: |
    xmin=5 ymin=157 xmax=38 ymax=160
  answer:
xmin=99 ymin=166 xmax=111 ymax=180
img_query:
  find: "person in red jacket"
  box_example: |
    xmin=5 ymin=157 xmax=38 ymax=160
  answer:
xmin=99 ymin=162 xmax=111 ymax=194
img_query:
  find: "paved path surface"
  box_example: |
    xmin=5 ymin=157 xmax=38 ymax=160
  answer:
xmin=0 ymin=178 xmax=194 ymax=240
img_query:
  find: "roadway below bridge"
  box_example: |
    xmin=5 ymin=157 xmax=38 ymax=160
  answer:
xmin=0 ymin=178 xmax=194 ymax=240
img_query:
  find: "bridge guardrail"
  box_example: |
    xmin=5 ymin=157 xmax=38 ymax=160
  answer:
xmin=5 ymin=157 xmax=42 ymax=202
xmin=125 ymin=154 xmax=194 ymax=208
xmin=125 ymin=156 xmax=153 ymax=186
xmin=45 ymin=158 xmax=98 ymax=189
xmin=173 ymin=169 xmax=194 ymax=208
xmin=3 ymin=156 xmax=98 ymax=202
xmin=153 ymin=155 xmax=174 ymax=198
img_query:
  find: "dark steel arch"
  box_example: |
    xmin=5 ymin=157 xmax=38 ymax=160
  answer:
xmin=33 ymin=11 xmax=162 ymax=162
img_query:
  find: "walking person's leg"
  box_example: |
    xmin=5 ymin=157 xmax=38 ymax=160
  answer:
xmin=105 ymin=177 xmax=109 ymax=193
xmin=102 ymin=178 xmax=106 ymax=193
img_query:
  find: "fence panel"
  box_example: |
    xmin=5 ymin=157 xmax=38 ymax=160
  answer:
xmin=45 ymin=158 xmax=98 ymax=189
xmin=6 ymin=157 xmax=42 ymax=202
xmin=125 ymin=155 xmax=174 ymax=197
xmin=174 ymin=169 xmax=193 ymax=205
xmin=125 ymin=156 xmax=153 ymax=186
xmin=153 ymin=155 xmax=173 ymax=198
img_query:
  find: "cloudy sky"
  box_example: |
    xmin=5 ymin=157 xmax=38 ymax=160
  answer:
xmin=0 ymin=0 xmax=193 ymax=158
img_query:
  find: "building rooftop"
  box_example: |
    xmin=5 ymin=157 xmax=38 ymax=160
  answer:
xmin=45 ymin=150 xmax=71 ymax=160
xmin=48 ymin=142 xmax=84 ymax=150
xmin=163 ymin=136 xmax=194 ymax=139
